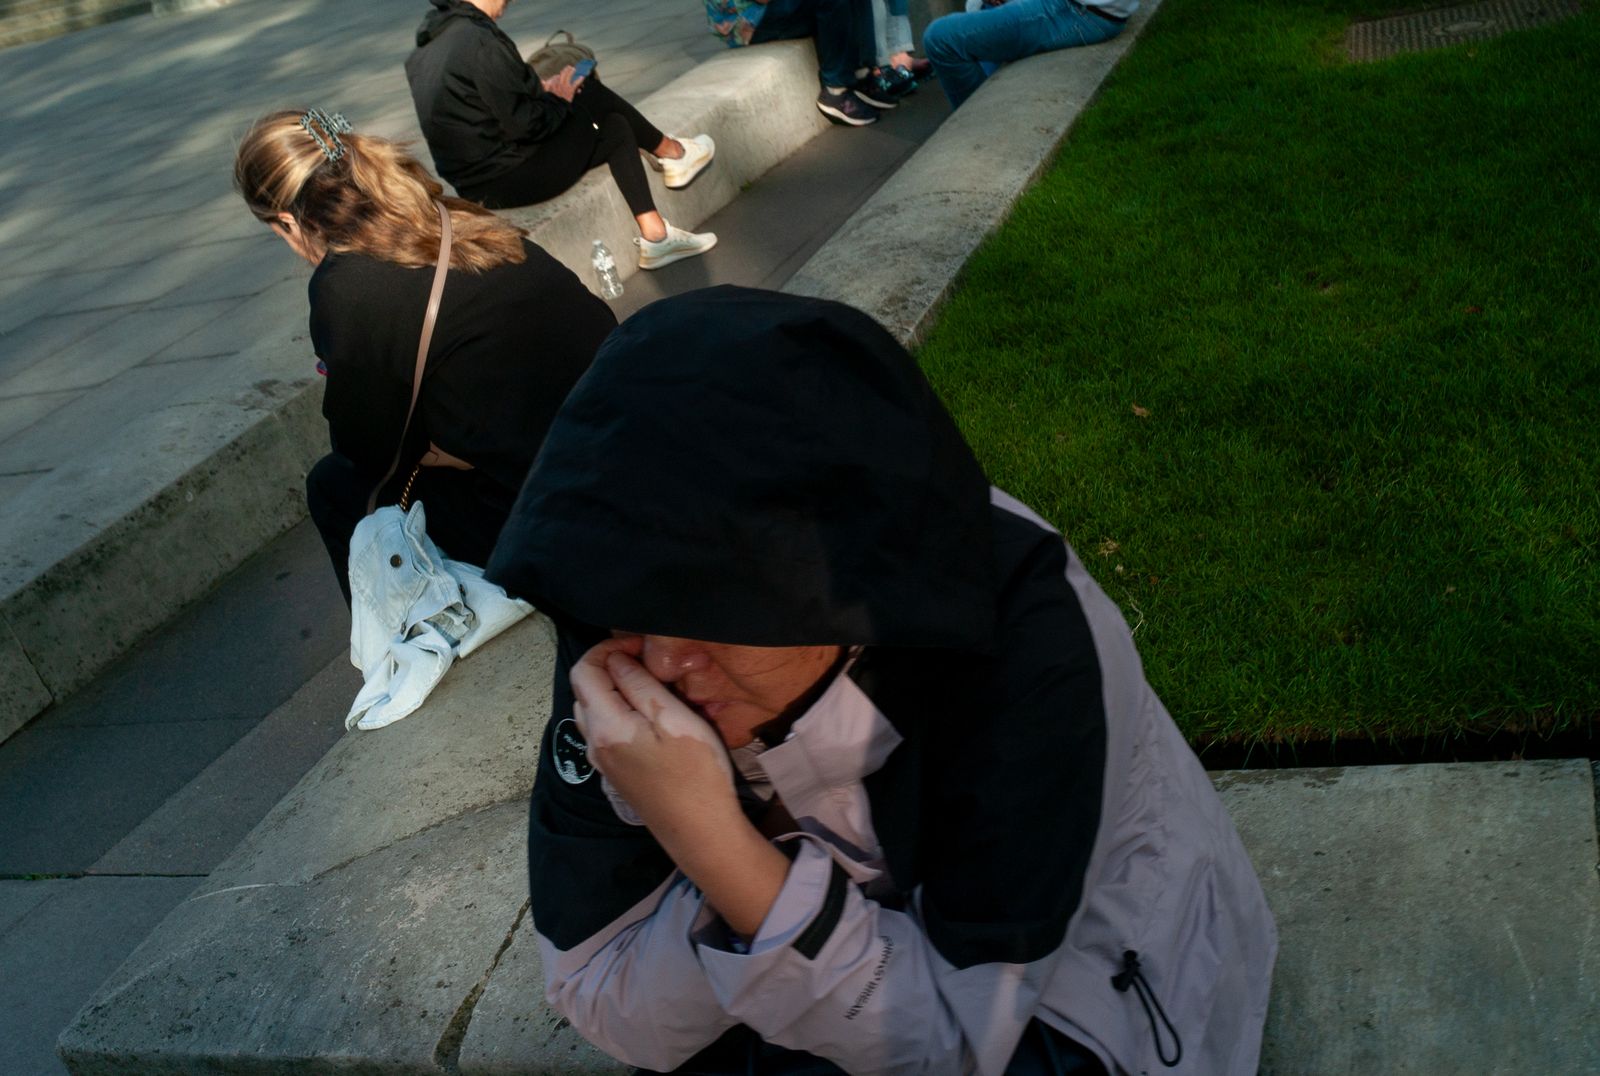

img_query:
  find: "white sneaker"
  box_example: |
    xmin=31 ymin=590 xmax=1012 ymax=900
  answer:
xmin=635 ymin=222 xmax=717 ymax=270
xmin=658 ymin=133 xmax=715 ymax=189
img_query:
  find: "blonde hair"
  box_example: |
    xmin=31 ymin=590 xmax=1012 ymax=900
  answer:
xmin=234 ymin=109 xmax=527 ymax=273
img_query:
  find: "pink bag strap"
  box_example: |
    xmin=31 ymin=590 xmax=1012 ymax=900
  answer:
xmin=366 ymin=201 xmax=453 ymax=515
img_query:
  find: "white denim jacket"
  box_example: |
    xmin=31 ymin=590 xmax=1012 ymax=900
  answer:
xmin=345 ymin=501 xmax=531 ymax=730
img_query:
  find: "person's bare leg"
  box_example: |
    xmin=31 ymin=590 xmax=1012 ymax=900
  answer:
xmin=636 ymin=211 xmax=668 ymax=242
xmin=653 ymin=136 xmax=684 ymax=160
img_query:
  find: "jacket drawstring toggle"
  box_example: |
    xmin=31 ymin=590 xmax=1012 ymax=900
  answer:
xmin=1111 ymin=949 xmax=1183 ymax=1068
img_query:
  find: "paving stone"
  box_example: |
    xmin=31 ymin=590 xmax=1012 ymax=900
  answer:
xmin=143 ymin=274 xmax=307 ymax=361
xmin=65 ymin=803 xmax=530 ymax=1076
xmin=0 ymin=615 xmax=52 ymax=745
xmin=0 ymin=273 xmax=106 ymax=335
xmin=0 ymin=307 xmax=127 ymax=384
xmin=0 ymin=718 xmax=257 ymax=875
xmin=0 ymin=304 xmax=244 ymax=424
xmin=460 ymin=911 xmax=628 ymax=1076
xmin=88 ymin=654 xmax=357 ymax=876
xmin=0 ymin=389 xmax=79 ymax=444
xmin=142 ymin=234 xmax=308 ymax=310
xmin=59 ymin=620 xmax=555 ymax=1074
xmin=1 ymin=366 xmax=211 ymax=472
xmin=616 ymin=89 xmax=950 ymax=319
xmin=0 ymin=470 xmax=45 ymax=508
xmin=208 ymin=617 xmax=553 ymax=890
xmin=29 ymin=519 xmax=348 ymax=735
xmin=1218 ymin=761 xmax=1600 ymax=1073
xmin=0 ymin=877 xmax=197 ymax=1076
xmin=0 ymin=878 xmax=71 ymax=940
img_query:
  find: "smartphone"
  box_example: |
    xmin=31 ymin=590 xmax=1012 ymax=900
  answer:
xmin=572 ymin=58 xmax=596 ymax=82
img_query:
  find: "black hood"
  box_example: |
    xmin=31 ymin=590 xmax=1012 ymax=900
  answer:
xmin=486 ymin=286 xmax=996 ymax=650
xmin=416 ymin=0 xmax=486 ymax=47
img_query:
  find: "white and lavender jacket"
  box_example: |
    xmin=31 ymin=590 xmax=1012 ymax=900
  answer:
xmin=524 ymin=492 xmax=1276 ymax=1076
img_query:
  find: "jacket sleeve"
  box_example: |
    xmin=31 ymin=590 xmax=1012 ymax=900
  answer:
xmin=470 ymin=35 xmax=568 ymax=144
xmin=542 ymin=833 xmax=1060 ymax=1076
xmin=687 ymin=517 xmax=1107 ymax=1074
xmin=529 ymin=626 xmax=736 ymax=1071
xmin=696 ymin=838 xmax=1060 ymax=1076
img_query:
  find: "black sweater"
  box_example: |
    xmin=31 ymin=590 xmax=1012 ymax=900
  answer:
xmin=405 ymin=0 xmax=570 ymax=190
xmin=308 ymin=239 xmax=615 ymax=497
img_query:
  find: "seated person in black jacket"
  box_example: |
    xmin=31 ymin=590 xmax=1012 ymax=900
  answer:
xmin=233 ymin=108 xmax=618 ymax=602
xmin=407 ymin=0 xmax=717 ymax=271
xmin=482 ymin=288 xmax=1277 ymax=1076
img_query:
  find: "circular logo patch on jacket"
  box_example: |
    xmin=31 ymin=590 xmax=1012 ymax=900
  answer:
xmin=552 ymin=718 xmax=594 ymax=784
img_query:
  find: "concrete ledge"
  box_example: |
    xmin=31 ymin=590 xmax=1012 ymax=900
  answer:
xmin=0 ymin=0 xmax=152 ymax=51
xmin=502 ymin=39 xmax=828 ymax=289
xmin=59 ymin=638 xmax=1600 ymax=1073
xmin=57 ymin=616 xmax=624 ymax=1075
xmin=1229 ymin=760 xmax=1600 ymax=1072
xmin=0 ymin=40 xmax=829 ymax=746
xmin=785 ymin=0 xmax=1162 ymax=346
xmin=0 ymin=342 xmax=325 ymax=744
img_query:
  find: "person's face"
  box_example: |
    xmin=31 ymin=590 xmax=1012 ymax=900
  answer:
xmin=613 ymin=633 xmax=842 ymax=749
xmin=465 ymin=0 xmax=509 ymax=19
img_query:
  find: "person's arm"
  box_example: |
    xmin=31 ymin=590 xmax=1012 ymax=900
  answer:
xmin=529 ymin=630 xmax=738 ymax=1071
xmin=310 ymin=265 xmax=416 ymax=481
xmin=564 ymin=642 xmax=1091 ymax=1075
xmin=471 ymin=36 xmax=568 ymax=143
xmin=572 ymin=642 xmax=789 ymax=937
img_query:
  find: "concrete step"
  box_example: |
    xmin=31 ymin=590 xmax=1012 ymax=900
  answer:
xmin=0 ymin=0 xmax=151 ymax=50
xmin=54 ymin=613 xmax=1600 ymax=1072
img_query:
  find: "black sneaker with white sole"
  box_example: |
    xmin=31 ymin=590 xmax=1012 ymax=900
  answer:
xmin=816 ymin=87 xmax=878 ymax=126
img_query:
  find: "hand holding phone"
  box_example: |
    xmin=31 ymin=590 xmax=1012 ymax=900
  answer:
xmin=572 ymin=58 xmax=596 ymax=83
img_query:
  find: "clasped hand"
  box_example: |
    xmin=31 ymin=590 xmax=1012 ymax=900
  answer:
xmin=571 ymin=638 xmax=739 ymax=840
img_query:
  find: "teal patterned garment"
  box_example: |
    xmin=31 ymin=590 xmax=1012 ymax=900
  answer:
xmin=705 ymin=0 xmax=767 ymax=46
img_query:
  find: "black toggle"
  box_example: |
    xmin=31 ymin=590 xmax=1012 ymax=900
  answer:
xmin=1110 ymin=949 xmax=1183 ymax=1068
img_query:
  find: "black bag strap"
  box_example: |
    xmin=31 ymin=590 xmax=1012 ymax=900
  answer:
xmin=365 ymin=201 xmax=452 ymax=515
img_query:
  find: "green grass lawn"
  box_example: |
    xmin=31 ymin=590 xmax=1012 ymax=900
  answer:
xmin=916 ymin=0 xmax=1599 ymax=746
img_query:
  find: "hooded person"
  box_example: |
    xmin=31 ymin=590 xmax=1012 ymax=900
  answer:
xmin=485 ymin=286 xmax=1277 ymax=1076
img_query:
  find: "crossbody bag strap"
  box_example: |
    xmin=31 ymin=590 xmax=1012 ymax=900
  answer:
xmin=366 ymin=200 xmax=453 ymax=515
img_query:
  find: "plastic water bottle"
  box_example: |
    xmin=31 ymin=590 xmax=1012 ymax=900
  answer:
xmin=591 ymin=240 xmax=624 ymax=300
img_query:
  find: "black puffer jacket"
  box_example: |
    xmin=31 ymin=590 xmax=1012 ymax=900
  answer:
xmin=404 ymin=0 xmax=569 ymax=192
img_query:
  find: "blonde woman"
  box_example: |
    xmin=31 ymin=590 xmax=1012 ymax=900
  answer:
xmin=235 ymin=108 xmax=616 ymax=602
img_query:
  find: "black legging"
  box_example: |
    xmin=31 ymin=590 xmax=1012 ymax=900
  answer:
xmin=306 ymin=452 xmax=518 ymax=606
xmin=463 ymin=75 xmax=665 ymax=214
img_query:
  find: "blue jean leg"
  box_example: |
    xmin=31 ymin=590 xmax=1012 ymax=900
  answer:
xmin=753 ymin=0 xmax=875 ymax=87
xmin=922 ymin=0 xmax=1125 ymax=109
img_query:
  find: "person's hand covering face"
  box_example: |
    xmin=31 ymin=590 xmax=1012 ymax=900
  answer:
xmin=571 ymin=637 xmax=737 ymax=837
